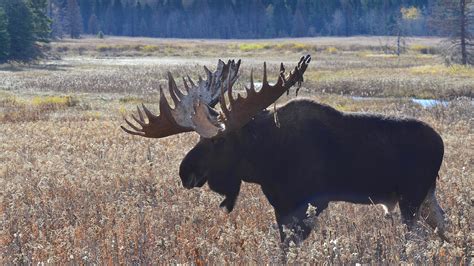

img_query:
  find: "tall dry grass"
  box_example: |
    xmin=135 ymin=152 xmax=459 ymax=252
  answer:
xmin=1 ymin=39 xmax=473 ymax=263
xmin=1 ymin=93 xmax=472 ymax=264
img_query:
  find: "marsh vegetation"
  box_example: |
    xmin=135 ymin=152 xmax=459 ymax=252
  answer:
xmin=1 ymin=37 xmax=472 ymax=264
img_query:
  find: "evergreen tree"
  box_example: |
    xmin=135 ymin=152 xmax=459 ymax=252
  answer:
xmin=272 ymin=1 xmax=290 ymax=37
xmin=264 ymin=4 xmax=276 ymax=37
xmin=340 ymin=0 xmax=354 ymax=36
xmin=78 ymin=0 xmax=92 ymax=32
xmin=28 ymin=0 xmax=51 ymax=42
xmin=66 ymin=0 xmax=83 ymax=38
xmin=292 ymin=9 xmax=307 ymax=37
xmin=49 ymin=0 xmax=66 ymax=38
xmin=112 ymin=0 xmax=123 ymax=35
xmin=88 ymin=13 xmax=99 ymax=35
xmin=0 ymin=0 xmax=36 ymax=60
xmin=0 ymin=7 xmax=9 ymax=62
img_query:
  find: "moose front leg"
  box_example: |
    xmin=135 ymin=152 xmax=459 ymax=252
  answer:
xmin=275 ymin=200 xmax=329 ymax=245
xmin=275 ymin=206 xmax=313 ymax=246
xmin=219 ymin=192 xmax=239 ymax=213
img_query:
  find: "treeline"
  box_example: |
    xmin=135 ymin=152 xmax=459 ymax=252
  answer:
xmin=51 ymin=0 xmax=437 ymax=39
xmin=1 ymin=0 xmax=472 ymax=63
xmin=0 ymin=0 xmax=50 ymax=62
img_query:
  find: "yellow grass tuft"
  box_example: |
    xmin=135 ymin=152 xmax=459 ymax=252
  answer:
xmin=363 ymin=53 xmax=398 ymax=58
xmin=292 ymin=42 xmax=311 ymax=51
xmin=410 ymin=64 xmax=474 ymax=77
xmin=238 ymin=43 xmax=272 ymax=52
xmin=96 ymin=44 xmax=113 ymax=52
xmin=325 ymin=46 xmax=338 ymax=54
xmin=141 ymin=45 xmax=159 ymax=53
xmin=410 ymin=44 xmax=436 ymax=54
xmin=31 ymin=95 xmax=77 ymax=107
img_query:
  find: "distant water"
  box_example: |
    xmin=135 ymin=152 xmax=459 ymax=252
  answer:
xmin=411 ymin=98 xmax=448 ymax=107
xmin=352 ymin=96 xmax=449 ymax=108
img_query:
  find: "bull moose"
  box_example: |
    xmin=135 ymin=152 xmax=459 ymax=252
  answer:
xmin=121 ymin=55 xmax=447 ymax=243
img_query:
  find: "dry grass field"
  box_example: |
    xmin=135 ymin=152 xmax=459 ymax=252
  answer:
xmin=1 ymin=37 xmax=473 ymax=264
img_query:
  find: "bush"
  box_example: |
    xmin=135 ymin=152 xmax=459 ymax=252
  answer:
xmin=141 ymin=45 xmax=159 ymax=53
xmin=325 ymin=46 xmax=338 ymax=54
xmin=292 ymin=43 xmax=311 ymax=51
xmin=238 ymin=43 xmax=271 ymax=52
xmin=96 ymin=45 xmax=112 ymax=52
xmin=55 ymin=46 xmax=69 ymax=52
xmin=97 ymin=31 xmax=104 ymax=39
xmin=411 ymin=45 xmax=436 ymax=55
xmin=31 ymin=95 xmax=77 ymax=108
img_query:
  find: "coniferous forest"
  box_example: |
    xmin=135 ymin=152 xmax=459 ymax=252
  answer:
xmin=50 ymin=0 xmax=446 ymax=39
xmin=1 ymin=0 xmax=473 ymax=62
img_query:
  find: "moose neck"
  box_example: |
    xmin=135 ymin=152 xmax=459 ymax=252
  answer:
xmin=235 ymin=112 xmax=281 ymax=186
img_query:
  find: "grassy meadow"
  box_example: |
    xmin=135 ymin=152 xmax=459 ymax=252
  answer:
xmin=1 ymin=37 xmax=473 ymax=264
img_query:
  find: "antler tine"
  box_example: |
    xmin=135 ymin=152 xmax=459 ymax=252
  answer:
xmin=249 ymin=69 xmax=255 ymax=91
xmin=123 ymin=117 xmax=142 ymax=133
xmin=227 ymin=70 xmax=234 ymax=108
xmin=263 ymin=62 xmax=268 ymax=85
xmin=279 ymin=63 xmax=286 ymax=82
xmin=204 ymin=65 xmax=212 ymax=81
xmin=136 ymin=106 xmax=144 ymax=121
xmin=187 ymin=75 xmax=196 ymax=87
xmin=158 ymin=85 xmax=170 ymax=111
xmin=219 ymin=76 xmax=230 ymax=118
xmin=142 ymin=103 xmax=157 ymax=120
xmin=230 ymin=59 xmax=241 ymax=85
xmin=279 ymin=62 xmax=289 ymax=95
xmin=120 ymin=124 xmax=144 ymax=136
xmin=168 ymin=72 xmax=184 ymax=106
xmin=131 ymin=113 xmax=145 ymax=127
xmin=182 ymin=77 xmax=190 ymax=93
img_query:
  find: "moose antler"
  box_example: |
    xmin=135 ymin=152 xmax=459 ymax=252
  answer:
xmin=194 ymin=55 xmax=311 ymax=137
xmin=122 ymin=55 xmax=311 ymax=139
xmin=121 ymin=59 xmax=240 ymax=138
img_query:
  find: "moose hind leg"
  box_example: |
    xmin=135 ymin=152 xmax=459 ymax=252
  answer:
xmin=380 ymin=198 xmax=397 ymax=225
xmin=420 ymin=186 xmax=448 ymax=241
xmin=399 ymin=194 xmax=425 ymax=229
